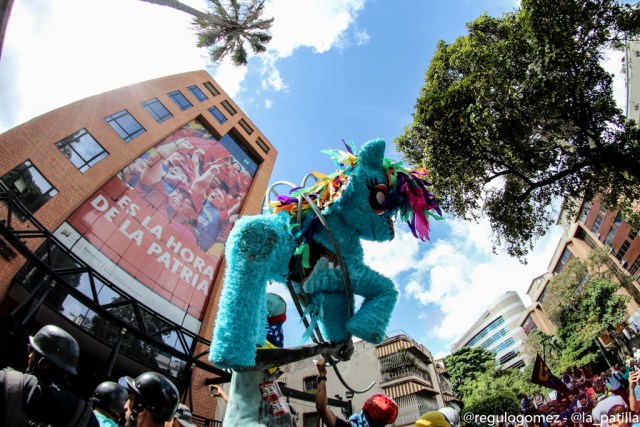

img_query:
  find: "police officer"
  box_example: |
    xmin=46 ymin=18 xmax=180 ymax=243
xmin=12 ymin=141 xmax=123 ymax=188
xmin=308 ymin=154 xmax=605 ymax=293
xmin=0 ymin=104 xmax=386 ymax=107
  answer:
xmin=0 ymin=324 xmax=98 ymax=426
xmin=119 ymin=372 xmax=179 ymax=427
xmin=91 ymin=381 xmax=129 ymax=426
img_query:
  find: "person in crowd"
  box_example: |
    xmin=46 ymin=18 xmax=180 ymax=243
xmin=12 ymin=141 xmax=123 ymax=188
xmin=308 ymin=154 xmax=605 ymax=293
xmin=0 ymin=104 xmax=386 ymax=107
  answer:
xmin=164 ymin=403 xmax=197 ymax=427
xmin=574 ymin=367 xmax=588 ymax=389
xmin=606 ymin=404 xmax=636 ymax=427
xmin=315 ymin=358 xmax=398 ymax=426
xmin=0 ymin=324 xmax=98 ymax=426
xmin=593 ymin=392 xmax=628 ymax=427
xmin=628 ymin=369 xmax=640 ymax=413
xmin=119 ymin=372 xmax=179 ymax=427
xmin=535 ymin=390 xmax=547 ymax=410
xmin=415 ymin=410 xmax=457 ymax=427
xmin=558 ymin=399 xmax=573 ymax=427
xmin=563 ymin=370 xmax=575 ymax=392
xmin=91 ymin=381 xmax=129 ymax=427
xmin=438 ymin=406 xmax=460 ymax=427
xmin=577 ymin=393 xmax=594 ymax=427
xmin=607 ymin=365 xmax=631 ymax=405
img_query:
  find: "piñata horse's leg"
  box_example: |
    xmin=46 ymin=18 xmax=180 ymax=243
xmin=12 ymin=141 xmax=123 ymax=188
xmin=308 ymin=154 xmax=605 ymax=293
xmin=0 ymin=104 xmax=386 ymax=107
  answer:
xmin=302 ymin=257 xmax=353 ymax=342
xmin=210 ymin=214 xmax=294 ymax=369
xmin=346 ymin=266 xmax=399 ymax=344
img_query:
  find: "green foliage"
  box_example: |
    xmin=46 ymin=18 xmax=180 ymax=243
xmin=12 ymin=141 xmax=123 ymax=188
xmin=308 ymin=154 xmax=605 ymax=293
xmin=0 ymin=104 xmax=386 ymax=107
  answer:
xmin=396 ymin=0 xmax=640 ymax=260
xmin=527 ymin=247 xmax=630 ymax=371
xmin=194 ymin=0 xmax=273 ymax=66
xmin=445 ymin=347 xmax=496 ymax=398
xmin=463 ymin=389 xmax=520 ymax=419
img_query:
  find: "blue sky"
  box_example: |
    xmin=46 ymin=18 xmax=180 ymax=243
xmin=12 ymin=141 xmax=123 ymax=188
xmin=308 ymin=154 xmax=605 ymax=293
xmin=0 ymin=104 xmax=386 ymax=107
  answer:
xmin=3 ymin=0 xmax=614 ymax=358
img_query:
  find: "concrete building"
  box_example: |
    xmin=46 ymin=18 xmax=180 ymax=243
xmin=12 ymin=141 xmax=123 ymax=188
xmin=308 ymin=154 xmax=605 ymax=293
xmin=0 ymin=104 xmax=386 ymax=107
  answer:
xmin=0 ymin=70 xmax=276 ymax=422
xmin=522 ymin=197 xmax=640 ymax=345
xmin=451 ymin=291 xmax=528 ymax=369
xmin=278 ymin=333 xmax=457 ymax=427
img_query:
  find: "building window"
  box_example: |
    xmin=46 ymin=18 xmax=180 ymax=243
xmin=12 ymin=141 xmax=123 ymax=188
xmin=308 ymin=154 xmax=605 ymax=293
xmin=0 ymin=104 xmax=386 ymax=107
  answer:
xmin=591 ymin=214 xmax=603 ymax=234
xmin=168 ymin=90 xmax=193 ymax=111
xmin=56 ymin=129 xmax=108 ymax=172
xmin=256 ymin=137 xmax=270 ymax=154
xmin=522 ymin=314 xmax=537 ymax=335
xmin=1 ymin=161 xmax=58 ymax=217
xmin=467 ymin=317 xmax=505 ymax=347
xmin=538 ymin=287 xmax=548 ymax=304
xmin=203 ymin=81 xmax=220 ymax=97
xmin=208 ymin=106 xmax=227 ymax=124
xmin=614 ymin=212 xmax=623 ymax=226
xmin=142 ymin=98 xmax=173 ymax=123
xmin=616 ymin=240 xmax=631 ymax=263
xmin=105 ymin=110 xmax=145 ymax=142
xmin=303 ymin=376 xmax=318 ymax=392
xmin=238 ymin=119 xmax=254 ymax=135
xmin=219 ymin=133 xmax=259 ymax=176
xmin=629 ymin=256 xmax=640 ymax=276
xmin=220 ymin=100 xmax=237 ymax=116
xmin=629 ymin=230 xmax=637 ymax=241
xmin=187 ymin=85 xmax=208 ymax=102
xmin=604 ymin=226 xmax=616 ymax=245
xmin=554 ymin=247 xmax=572 ymax=274
xmin=578 ymin=201 xmax=592 ymax=223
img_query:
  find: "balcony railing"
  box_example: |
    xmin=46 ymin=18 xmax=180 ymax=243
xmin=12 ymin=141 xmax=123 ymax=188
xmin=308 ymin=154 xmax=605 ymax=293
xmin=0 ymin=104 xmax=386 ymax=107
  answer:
xmin=381 ymin=366 xmax=433 ymax=386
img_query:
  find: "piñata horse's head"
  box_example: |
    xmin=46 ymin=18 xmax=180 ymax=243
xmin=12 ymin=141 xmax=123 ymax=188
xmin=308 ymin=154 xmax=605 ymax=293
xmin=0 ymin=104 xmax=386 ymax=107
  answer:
xmin=272 ymin=139 xmax=441 ymax=244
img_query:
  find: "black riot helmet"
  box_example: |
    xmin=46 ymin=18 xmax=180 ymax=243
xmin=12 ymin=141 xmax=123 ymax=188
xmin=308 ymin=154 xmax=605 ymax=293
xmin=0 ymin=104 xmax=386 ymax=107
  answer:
xmin=119 ymin=372 xmax=179 ymax=422
xmin=29 ymin=324 xmax=80 ymax=375
xmin=91 ymin=381 xmax=129 ymax=421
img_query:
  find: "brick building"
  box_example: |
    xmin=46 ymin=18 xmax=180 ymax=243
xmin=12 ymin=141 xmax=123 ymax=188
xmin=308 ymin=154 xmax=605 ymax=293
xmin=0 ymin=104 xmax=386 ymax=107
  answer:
xmin=0 ymin=70 xmax=276 ymax=423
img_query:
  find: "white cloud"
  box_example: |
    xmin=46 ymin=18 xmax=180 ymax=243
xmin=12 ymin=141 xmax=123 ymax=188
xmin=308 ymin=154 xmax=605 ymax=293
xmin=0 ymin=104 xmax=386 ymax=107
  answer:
xmin=264 ymin=0 xmax=366 ymax=58
xmin=0 ymin=0 xmax=211 ymax=132
xmin=368 ymin=216 xmax=563 ymax=348
xmin=264 ymin=99 xmax=274 ymax=109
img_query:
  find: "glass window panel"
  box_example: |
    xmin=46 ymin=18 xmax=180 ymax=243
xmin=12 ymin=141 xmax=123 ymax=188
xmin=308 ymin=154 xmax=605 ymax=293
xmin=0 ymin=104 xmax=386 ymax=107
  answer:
xmin=56 ymin=129 xmax=108 ymax=172
xmin=187 ymin=85 xmax=208 ymax=102
xmin=203 ymin=81 xmax=220 ymax=96
xmin=0 ymin=161 xmax=57 ymax=217
xmin=105 ymin=110 xmax=145 ymax=142
xmin=208 ymin=106 xmax=227 ymax=124
xmin=142 ymin=98 xmax=173 ymax=123
xmin=168 ymin=90 xmax=192 ymax=111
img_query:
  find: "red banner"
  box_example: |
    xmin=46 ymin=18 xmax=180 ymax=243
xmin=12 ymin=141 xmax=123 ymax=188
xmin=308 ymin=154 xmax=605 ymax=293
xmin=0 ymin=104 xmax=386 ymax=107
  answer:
xmin=67 ymin=120 xmax=253 ymax=319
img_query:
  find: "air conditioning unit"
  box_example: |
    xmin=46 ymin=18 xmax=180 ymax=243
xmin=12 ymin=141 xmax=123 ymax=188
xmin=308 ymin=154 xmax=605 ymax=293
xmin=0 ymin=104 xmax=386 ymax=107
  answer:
xmin=596 ymin=233 xmax=601 ymax=239
xmin=621 ymin=259 xmax=628 ymax=268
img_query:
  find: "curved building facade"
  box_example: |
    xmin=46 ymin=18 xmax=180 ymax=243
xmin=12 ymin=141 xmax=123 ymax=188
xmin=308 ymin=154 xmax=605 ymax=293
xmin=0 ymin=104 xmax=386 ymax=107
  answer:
xmin=451 ymin=291 xmax=528 ymax=369
xmin=0 ymin=70 xmax=276 ymax=421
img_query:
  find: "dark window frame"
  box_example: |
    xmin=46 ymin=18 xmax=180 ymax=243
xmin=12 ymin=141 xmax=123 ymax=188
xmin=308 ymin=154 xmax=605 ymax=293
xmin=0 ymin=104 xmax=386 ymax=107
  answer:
xmin=220 ymin=100 xmax=237 ymax=116
xmin=168 ymin=90 xmax=193 ymax=111
xmin=56 ymin=129 xmax=108 ymax=172
xmin=0 ymin=160 xmax=58 ymax=218
xmin=256 ymin=137 xmax=270 ymax=154
xmin=105 ymin=110 xmax=146 ymax=142
xmin=238 ymin=118 xmax=254 ymax=135
xmin=187 ymin=85 xmax=208 ymax=102
xmin=203 ymin=81 xmax=220 ymax=96
xmin=208 ymin=106 xmax=227 ymax=125
xmin=142 ymin=98 xmax=173 ymax=123
xmin=303 ymin=375 xmax=318 ymax=392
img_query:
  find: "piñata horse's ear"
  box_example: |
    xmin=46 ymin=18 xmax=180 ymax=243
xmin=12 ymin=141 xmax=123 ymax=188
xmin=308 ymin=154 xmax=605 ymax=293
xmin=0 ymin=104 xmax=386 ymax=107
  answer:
xmin=358 ymin=139 xmax=386 ymax=170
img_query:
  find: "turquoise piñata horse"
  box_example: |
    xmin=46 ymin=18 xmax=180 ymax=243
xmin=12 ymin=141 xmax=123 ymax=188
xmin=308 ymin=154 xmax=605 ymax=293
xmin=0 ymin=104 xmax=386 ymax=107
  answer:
xmin=210 ymin=139 xmax=441 ymax=369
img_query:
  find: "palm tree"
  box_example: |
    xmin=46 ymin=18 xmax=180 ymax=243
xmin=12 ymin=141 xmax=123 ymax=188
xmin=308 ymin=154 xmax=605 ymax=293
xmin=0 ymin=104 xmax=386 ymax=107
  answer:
xmin=139 ymin=0 xmax=273 ymax=66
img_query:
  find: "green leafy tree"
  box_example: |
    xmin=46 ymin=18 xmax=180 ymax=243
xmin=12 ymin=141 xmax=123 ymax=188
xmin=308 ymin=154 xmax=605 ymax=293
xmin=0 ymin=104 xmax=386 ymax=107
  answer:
xmin=140 ymin=0 xmax=273 ymax=66
xmin=522 ymin=330 xmax=561 ymax=371
xmin=542 ymin=247 xmax=630 ymax=370
xmin=445 ymin=346 xmax=496 ymax=398
xmin=395 ymin=0 xmax=640 ymax=259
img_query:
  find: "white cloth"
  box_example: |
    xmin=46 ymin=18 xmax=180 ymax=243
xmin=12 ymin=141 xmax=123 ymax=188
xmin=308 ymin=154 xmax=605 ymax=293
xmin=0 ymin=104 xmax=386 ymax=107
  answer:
xmin=592 ymin=395 xmax=626 ymax=427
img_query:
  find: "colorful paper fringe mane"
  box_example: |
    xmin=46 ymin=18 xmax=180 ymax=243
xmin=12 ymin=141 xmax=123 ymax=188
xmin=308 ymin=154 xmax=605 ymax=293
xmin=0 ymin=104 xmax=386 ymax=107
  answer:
xmin=269 ymin=141 xmax=443 ymax=253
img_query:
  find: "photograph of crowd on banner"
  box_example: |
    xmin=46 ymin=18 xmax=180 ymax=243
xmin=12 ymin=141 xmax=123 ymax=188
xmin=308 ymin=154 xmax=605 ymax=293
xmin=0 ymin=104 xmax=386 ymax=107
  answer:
xmin=66 ymin=120 xmax=255 ymax=319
